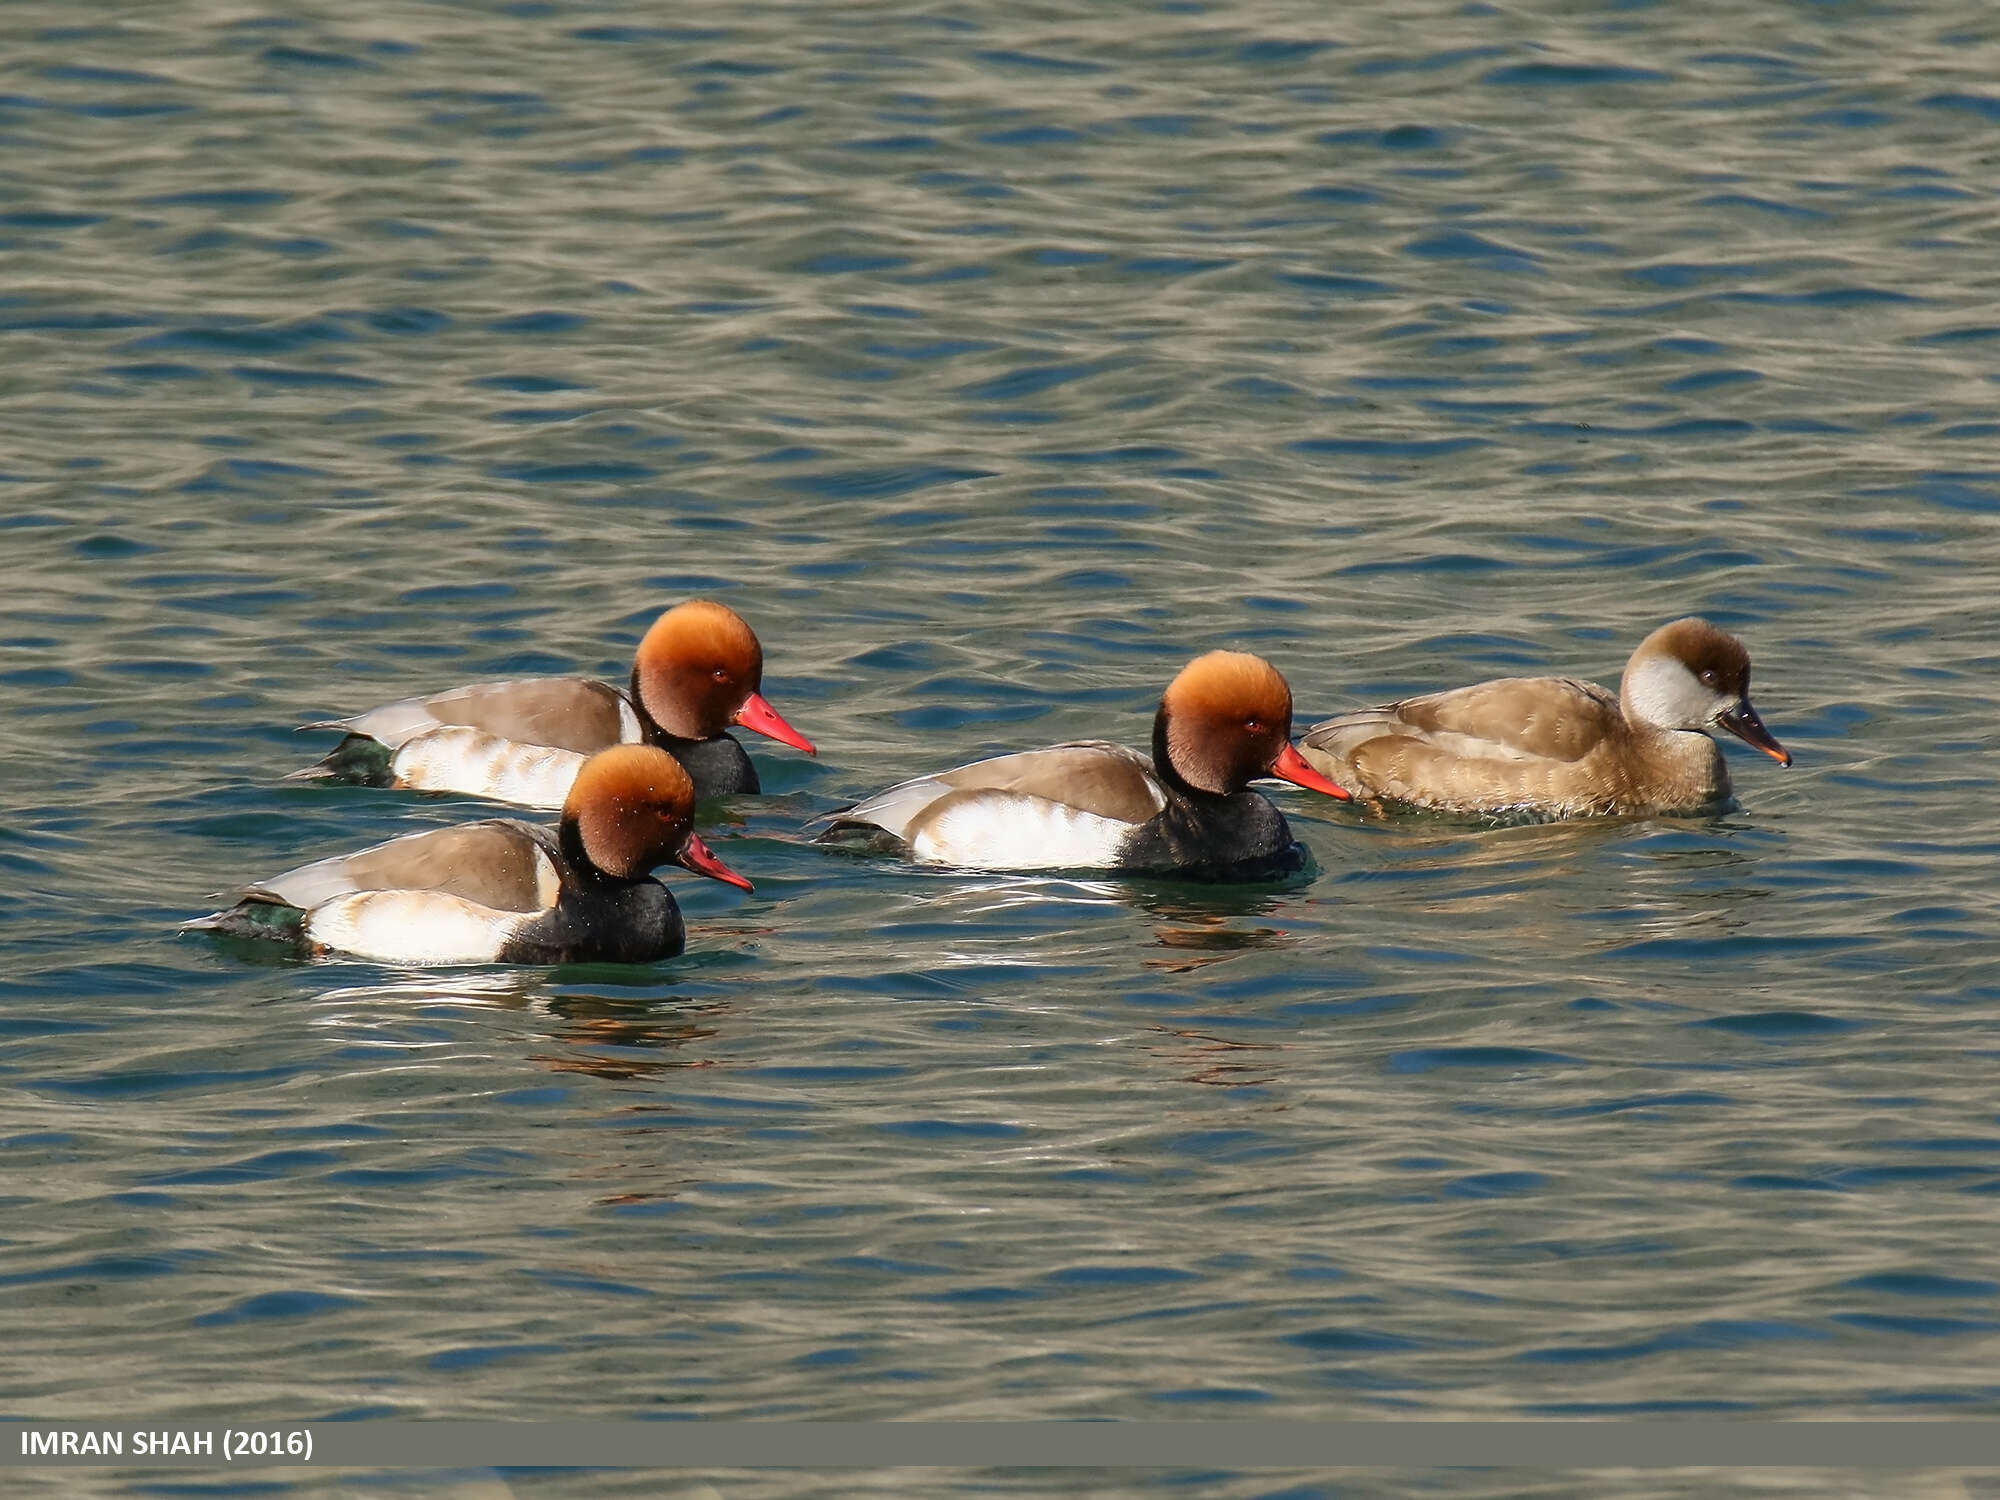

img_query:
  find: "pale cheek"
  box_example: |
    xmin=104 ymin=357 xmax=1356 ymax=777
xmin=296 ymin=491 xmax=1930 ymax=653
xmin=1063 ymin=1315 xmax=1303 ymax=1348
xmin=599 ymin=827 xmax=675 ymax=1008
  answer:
xmin=1627 ymin=662 xmax=1716 ymax=730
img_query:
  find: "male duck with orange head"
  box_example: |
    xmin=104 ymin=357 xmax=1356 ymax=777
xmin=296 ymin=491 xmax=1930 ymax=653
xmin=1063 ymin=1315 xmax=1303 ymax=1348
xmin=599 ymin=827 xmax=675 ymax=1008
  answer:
xmin=294 ymin=600 xmax=815 ymax=808
xmin=816 ymin=651 xmax=1350 ymax=878
xmin=193 ymin=746 xmax=752 ymax=964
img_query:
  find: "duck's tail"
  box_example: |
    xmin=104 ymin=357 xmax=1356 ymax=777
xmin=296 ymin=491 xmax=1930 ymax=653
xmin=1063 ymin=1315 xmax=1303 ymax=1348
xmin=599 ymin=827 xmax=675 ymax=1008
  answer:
xmin=284 ymin=731 xmax=394 ymax=785
xmin=179 ymin=898 xmax=308 ymax=945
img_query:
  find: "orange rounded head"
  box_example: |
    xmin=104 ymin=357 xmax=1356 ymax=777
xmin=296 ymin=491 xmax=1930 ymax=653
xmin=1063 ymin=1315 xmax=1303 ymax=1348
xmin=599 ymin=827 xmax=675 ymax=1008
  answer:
xmin=564 ymin=744 xmax=752 ymax=889
xmin=1157 ymin=651 xmax=1350 ymax=799
xmin=631 ymin=601 xmax=814 ymax=754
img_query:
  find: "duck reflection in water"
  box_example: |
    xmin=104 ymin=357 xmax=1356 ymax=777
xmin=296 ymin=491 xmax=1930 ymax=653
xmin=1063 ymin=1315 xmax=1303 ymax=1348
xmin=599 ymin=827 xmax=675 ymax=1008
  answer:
xmin=535 ymin=991 xmax=725 ymax=1083
xmin=1127 ymin=883 xmax=1299 ymax=974
xmin=1145 ymin=1024 xmax=1283 ymax=1088
xmin=310 ymin=970 xmax=726 ymax=1084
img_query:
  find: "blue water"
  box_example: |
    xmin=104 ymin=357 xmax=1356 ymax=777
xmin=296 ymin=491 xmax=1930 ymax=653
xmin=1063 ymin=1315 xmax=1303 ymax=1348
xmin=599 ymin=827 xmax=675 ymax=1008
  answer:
xmin=5 ymin=0 xmax=2000 ymax=1495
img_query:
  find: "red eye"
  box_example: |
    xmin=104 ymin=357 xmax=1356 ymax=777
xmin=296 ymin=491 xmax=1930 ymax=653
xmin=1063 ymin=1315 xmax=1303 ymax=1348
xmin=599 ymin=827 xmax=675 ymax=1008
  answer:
xmin=712 ymin=668 xmax=729 ymax=683
xmin=1245 ymin=718 xmax=1262 ymax=733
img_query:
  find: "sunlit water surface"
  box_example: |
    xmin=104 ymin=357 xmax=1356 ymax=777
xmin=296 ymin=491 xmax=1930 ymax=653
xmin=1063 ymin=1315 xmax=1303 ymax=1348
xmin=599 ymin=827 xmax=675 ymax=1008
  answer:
xmin=4 ymin=1 xmax=2000 ymax=1496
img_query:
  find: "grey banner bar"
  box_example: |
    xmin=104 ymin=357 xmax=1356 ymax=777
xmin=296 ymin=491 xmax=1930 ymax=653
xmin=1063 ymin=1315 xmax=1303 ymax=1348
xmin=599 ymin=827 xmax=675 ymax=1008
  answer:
xmin=2 ymin=1421 xmax=1993 ymax=1469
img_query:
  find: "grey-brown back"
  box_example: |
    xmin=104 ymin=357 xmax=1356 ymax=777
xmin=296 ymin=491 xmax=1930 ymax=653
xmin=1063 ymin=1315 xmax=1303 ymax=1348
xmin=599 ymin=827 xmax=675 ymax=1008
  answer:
xmin=931 ymin=741 xmax=1165 ymax=822
xmin=837 ymin=741 xmax=1165 ymax=841
xmin=248 ymin=821 xmax=559 ymax=915
xmin=414 ymin=678 xmax=630 ymax=754
xmin=322 ymin=678 xmax=631 ymax=756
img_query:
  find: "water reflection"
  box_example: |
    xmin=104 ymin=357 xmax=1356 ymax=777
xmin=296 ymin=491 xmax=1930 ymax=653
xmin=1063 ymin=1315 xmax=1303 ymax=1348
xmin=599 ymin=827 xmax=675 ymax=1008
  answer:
xmin=1330 ymin=807 xmax=1782 ymax=951
xmin=921 ymin=869 xmax=1131 ymax=916
xmin=1145 ymin=919 xmax=1291 ymax=973
xmin=893 ymin=868 xmax=1312 ymax=972
xmin=1144 ymin=1024 xmax=1283 ymax=1087
xmin=1359 ymin=811 xmax=1629 ymax=873
xmin=1599 ymin=822 xmax=1779 ymax=958
xmin=308 ymin=969 xmax=542 ymax=1014
xmin=535 ymin=992 xmax=725 ymax=1083
xmin=304 ymin=970 xmax=727 ymax=1081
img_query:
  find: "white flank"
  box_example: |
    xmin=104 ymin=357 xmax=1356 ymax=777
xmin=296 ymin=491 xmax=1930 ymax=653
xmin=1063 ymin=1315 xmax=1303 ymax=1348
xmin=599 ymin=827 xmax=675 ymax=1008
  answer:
xmin=392 ymin=729 xmax=585 ymax=810
xmin=910 ymin=795 xmax=1135 ymax=871
xmin=308 ymin=890 xmax=523 ymax=965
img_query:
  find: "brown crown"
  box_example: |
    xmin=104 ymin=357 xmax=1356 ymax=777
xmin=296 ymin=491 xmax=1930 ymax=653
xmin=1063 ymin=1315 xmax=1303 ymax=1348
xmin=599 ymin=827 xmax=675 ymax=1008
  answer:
xmin=1633 ymin=617 xmax=1752 ymax=696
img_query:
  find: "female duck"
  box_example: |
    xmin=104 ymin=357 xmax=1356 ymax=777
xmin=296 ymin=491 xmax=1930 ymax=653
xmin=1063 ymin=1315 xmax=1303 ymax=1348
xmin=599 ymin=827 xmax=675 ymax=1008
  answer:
xmin=1298 ymin=617 xmax=1790 ymax=819
xmin=191 ymin=746 xmax=752 ymax=964
xmin=294 ymin=600 xmax=815 ymax=807
xmin=816 ymin=651 xmax=1350 ymax=877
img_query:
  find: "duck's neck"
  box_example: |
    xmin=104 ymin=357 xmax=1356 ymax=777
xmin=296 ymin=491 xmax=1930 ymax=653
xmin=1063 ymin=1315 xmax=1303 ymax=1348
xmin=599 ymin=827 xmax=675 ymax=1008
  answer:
xmin=557 ymin=820 xmax=639 ymax=890
xmin=1129 ymin=714 xmax=1294 ymax=875
xmin=630 ymin=672 xmax=735 ymax=751
xmin=1151 ymin=712 xmax=1226 ymax=804
xmin=1629 ymin=721 xmax=1730 ymax=806
xmin=628 ymin=668 xmax=671 ymax=737
xmin=644 ymin=725 xmax=756 ymax=797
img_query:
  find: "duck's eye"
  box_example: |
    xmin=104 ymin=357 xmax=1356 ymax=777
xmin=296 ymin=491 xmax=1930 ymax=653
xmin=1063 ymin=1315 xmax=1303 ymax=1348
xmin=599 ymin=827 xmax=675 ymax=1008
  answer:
xmin=1244 ymin=718 xmax=1263 ymax=733
xmin=1699 ymin=668 xmax=1717 ymax=686
xmin=712 ymin=668 xmax=730 ymax=683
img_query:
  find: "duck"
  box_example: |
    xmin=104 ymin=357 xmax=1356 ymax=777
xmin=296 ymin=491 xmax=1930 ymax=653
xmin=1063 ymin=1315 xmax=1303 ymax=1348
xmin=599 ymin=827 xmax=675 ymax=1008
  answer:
xmin=188 ymin=745 xmax=752 ymax=964
xmin=1298 ymin=616 xmax=1791 ymax=819
xmin=813 ymin=651 xmax=1351 ymax=877
xmin=291 ymin=600 xmax=815 ymax=808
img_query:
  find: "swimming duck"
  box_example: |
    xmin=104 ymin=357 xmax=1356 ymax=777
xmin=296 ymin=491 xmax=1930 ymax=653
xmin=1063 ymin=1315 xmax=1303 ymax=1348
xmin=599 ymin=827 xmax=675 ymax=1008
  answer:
xmin=293 ymin=600 xmax=815 ymax=807
xmin=1298 ymin=617 xmax=1790 ymax=819
xmin=190 ymin=745 xmax=752 ymax=964
xmin=814 ymin=651 xmax=1350 ymax=877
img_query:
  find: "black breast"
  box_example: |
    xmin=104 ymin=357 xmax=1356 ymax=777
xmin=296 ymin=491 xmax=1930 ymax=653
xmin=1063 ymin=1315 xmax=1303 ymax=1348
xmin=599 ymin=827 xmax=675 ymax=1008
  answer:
xmin=1117 ymin=789 xmax=1304 ymax=881
xmin=499 ymin=873 xmax=686 ymax=964
xmin=653 ymin=730 xmax=759 ymax=797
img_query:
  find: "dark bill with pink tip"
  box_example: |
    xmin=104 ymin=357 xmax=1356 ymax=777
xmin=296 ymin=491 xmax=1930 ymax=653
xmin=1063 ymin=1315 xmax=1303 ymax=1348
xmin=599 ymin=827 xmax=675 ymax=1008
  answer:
xmin=1716 ymin=702 xmax=1791 ymax=767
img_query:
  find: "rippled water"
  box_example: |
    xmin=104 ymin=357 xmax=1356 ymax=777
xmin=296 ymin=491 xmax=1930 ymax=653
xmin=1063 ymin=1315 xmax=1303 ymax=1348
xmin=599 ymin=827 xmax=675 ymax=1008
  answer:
xmin=6 ymin=0 xmax=2000 ymax=1493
